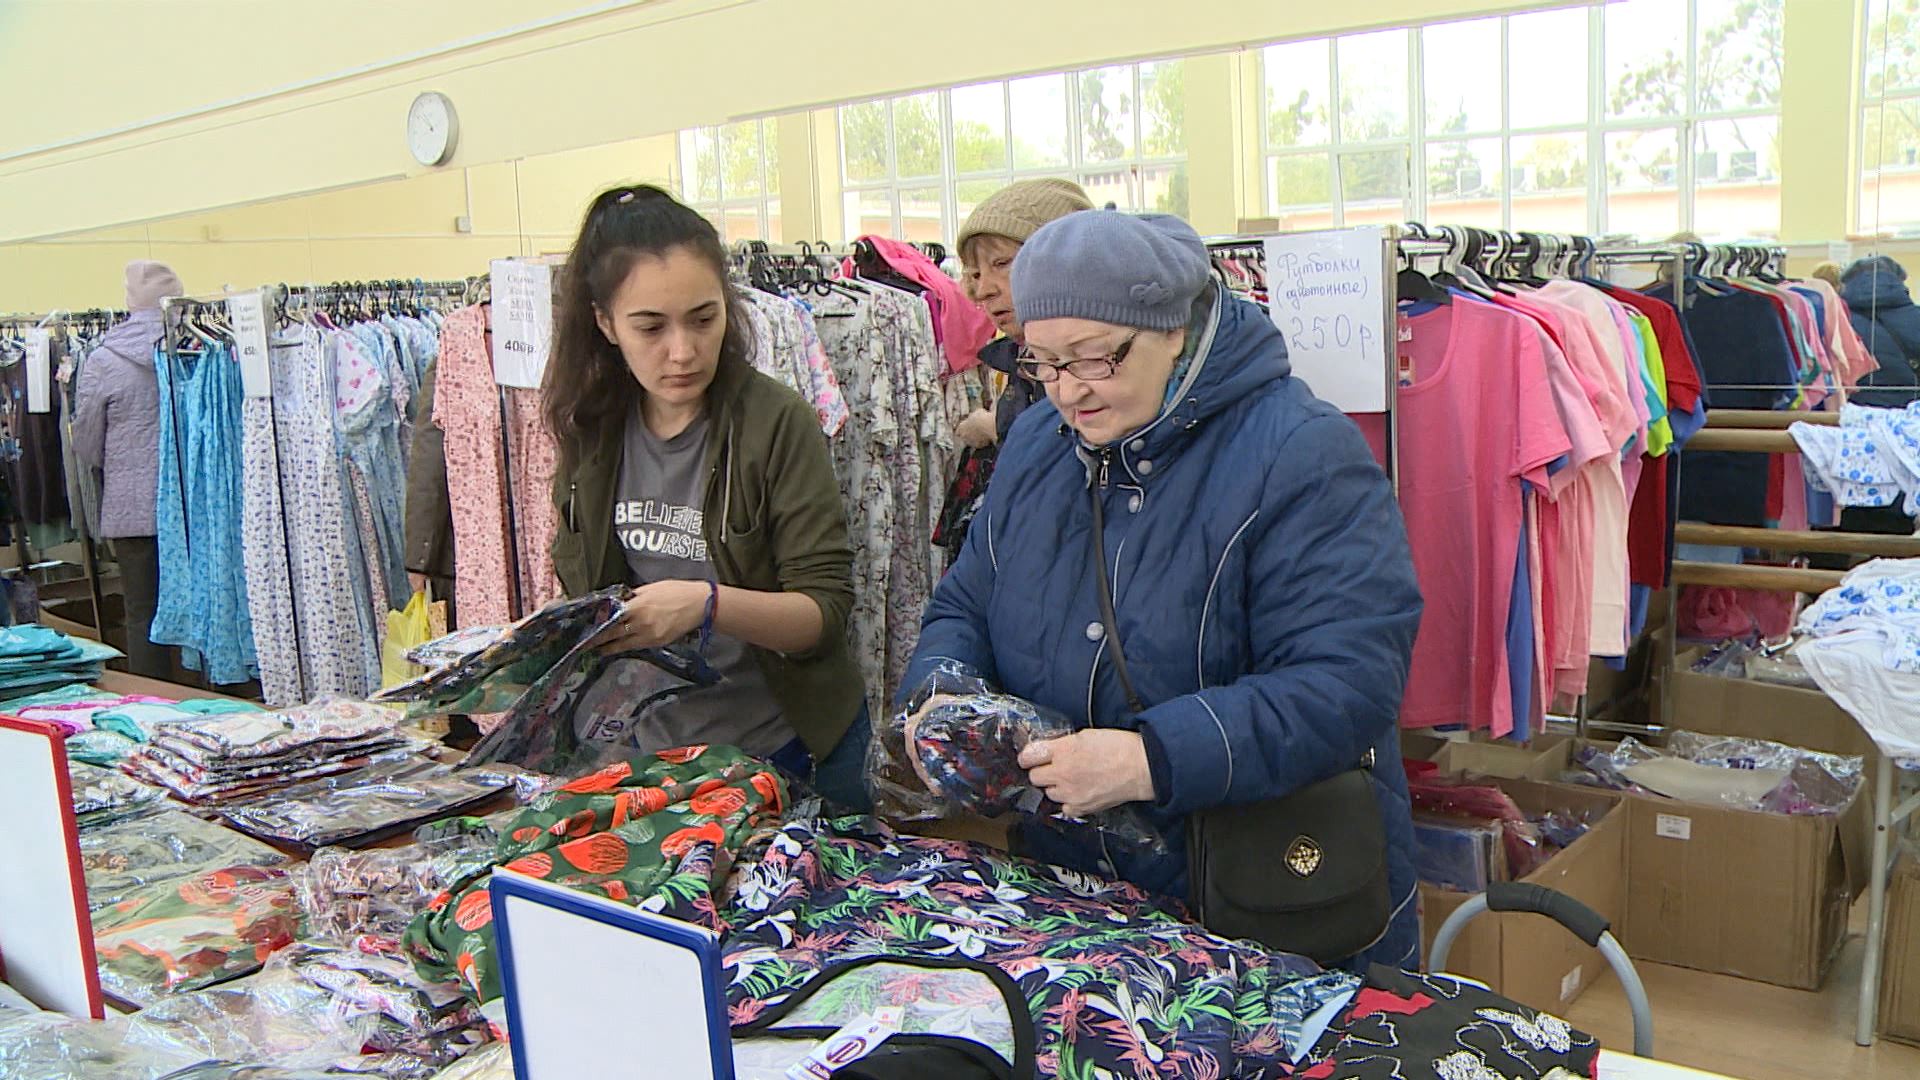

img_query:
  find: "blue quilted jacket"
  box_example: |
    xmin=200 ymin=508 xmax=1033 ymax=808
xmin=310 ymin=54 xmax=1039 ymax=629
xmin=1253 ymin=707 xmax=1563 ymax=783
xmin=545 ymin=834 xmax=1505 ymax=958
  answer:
xmin=904 ymin=287 xmax=1424 ymax=970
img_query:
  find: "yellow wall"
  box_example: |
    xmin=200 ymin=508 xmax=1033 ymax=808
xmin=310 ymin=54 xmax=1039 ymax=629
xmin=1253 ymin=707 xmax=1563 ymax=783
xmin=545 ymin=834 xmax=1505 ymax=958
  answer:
xmin=1 ymin=0 xmax=1910 ymax=310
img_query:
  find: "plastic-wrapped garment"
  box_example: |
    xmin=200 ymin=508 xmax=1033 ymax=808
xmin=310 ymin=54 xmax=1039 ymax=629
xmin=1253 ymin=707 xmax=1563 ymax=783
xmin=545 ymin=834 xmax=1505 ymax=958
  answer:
xmin=115 ymin=960 xmax=376 ymax=1073
xmin=872 ymin=663 xmax=1166 ymax=852
xmin=93 ymin=699 xmax=264 ymax=744
xmin=69 ymin=759 xmax=165 ymax=826
xmin=0 ymin=981 xmax=36 ymax=1013
xmin=81 ymin=810 xmax=290 ymax=911
xmin=404 ymin=625 xmax=508 ymax=673
xmin=456 ymin=762 xmax=552 ymax=804
xmin=461 ymin=639 xmax=719 ymax=779
xmin=0 ymin=1011 xmax=199 ymax=1080
xmin=64 ymin=728 xmax=140 ymax=766
xmin=296 ymin=843 xmax=477 ymax=948
xmin=403 ymin=747 xmax=787 ymax=1005
xmin=158 ymin=697 xmax=404 ymax=761
xmin=418 ymin=1043 xmax=509 ymax=1080
xmin=373 ymin=590 xmax=625 ymax=714
xmin=91 ymin=864 xmax=301 ymax=1006
xmin=216 ymin=759 xmax=507 ymax=850
xmin=1405 ymin=775 xmax=1549 ymax=880
xmin=269 ymin=943 xmax=487 ymax=1068
xmin=1570 ymin=732 xmax=1862 ymax=815
xmin=1411 ymin=816 xmax=1500 ymax=892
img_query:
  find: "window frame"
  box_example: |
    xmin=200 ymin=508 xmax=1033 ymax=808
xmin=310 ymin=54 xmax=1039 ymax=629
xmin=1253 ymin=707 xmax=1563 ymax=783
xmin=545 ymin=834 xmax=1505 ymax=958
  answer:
xmin=677 ymin=118 xmax=781 ymax=242
xmin=1258 ymin=0 xmax=1786 ymax=238
xmin=837 ymin=61 xmax=1189 ymax=244
xmin=1857 ymin=0 xmax=1920 ymax=234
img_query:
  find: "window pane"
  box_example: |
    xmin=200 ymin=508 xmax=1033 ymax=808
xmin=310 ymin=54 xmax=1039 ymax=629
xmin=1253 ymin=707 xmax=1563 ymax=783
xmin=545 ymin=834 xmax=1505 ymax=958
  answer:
xmin=892 ymin=93 xmax=942 ymax=179
xmin=1339 ymin=147 xmax=1409 ymax=224
xmin=1862 ymin=97 xmax=1920 ymax=172
xmin=900 ymin=185 xmax=946 ymax=243
xmin=720 ymin=207 xmax=761 ymax=241
xmin=840 ymin=101 xmax=888 ymax=183
xmin=1140 ymin=60 xmax=1186 ymax=157
xmin=1077 ymin=167 xmax=1135 ymax=212
xmin=1009 ymin=74 xmax=1070 ymax=168
xmin=1146 ymin=162 xmax=1189 ymax=217
xmin=956 ymin=177 xmax=1007 ymax=224
xmin=1508 ymin=132 xmax=1588 ymax=232
xmin=1508 ymin=9 xmax=1588 ymax=129
xmin=1423 ymin=18 xmax=1501 ymax=135
xmin=683 ymin=127 xmax=720 ymax=203
xmin=765 ymin=198 xmax=782 ymax=244
xmin=720 ymin=121 xmax=761 ymax=199
xmin=1077 ymin=65 xmax=1136 ymax=164
xmin=1605 ymin=128 xmax=1680 ymax=237
xmin=1693 ymin=115 xmax=1779 ymax=237
xmin=1263 ymin=40 xmax=1332 ymax=148
xmin=951 ymin=82 xmax=1009 ymax=174
xmin=1270 ymin=152 xmax=1334 ymax=209
xmin=1603 ymin=0 xmax=1686 ymax=120
xmin=1426 ymin=138 xmax=1504 ymax=228
xmin=1338 ymin=29 xmax=1409 ymax=142
xmin=1857 ymin=104 xmax=1920 ymax=232
xmin=1866 ymin=0 xmax=1920 ymax=96
xmin=762 ymin=118 xmax=780 ymax=197
xmin=1695 ymin=0 xmax=1784 ymax=112
xmin=843 ymin=189 xmax=894 ymax=241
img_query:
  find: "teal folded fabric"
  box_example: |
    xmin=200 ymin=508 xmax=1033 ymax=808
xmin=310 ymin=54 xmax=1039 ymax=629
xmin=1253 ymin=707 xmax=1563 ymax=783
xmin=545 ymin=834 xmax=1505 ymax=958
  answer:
xmin=95 ymin=699 xmax=262 ymax=743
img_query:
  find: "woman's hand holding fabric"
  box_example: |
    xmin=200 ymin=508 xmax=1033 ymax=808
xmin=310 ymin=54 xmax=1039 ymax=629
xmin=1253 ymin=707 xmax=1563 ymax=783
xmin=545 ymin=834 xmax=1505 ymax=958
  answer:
xmin=1018 ymin=729 xmax=1155 ymax=819
xmin=592 ymin=580 xmax=707 ymax=652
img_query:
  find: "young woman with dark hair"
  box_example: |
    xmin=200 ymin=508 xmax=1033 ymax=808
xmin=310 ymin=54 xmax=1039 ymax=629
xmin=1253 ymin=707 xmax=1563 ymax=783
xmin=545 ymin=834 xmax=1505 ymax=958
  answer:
xmin=543 ymin=184 xmax=869 ymax=810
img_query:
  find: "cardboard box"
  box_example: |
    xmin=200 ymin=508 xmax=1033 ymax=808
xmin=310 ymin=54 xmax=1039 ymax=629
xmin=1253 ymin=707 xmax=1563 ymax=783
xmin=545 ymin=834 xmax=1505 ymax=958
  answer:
xmin=1655 ymin=634 xmax=1879 ymax=892
xmin=1429 ymin=734 xmax=1572 ymax=783
xmin=1877 ymin=849 xmax=1920 ymax=1047
xmin=1618 ymin=782 xmax=1867 ymax=990
xmin=1420 ymin=779 xmax=1627 ymax=1011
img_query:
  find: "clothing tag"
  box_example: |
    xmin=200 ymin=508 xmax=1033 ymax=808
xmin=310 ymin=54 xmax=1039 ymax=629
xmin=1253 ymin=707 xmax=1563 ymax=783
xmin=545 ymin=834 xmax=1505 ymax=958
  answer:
xmin=24 ymin=329 xmax=50 ymax=414
xmin=1655 ymin=813 xmax=1691 ymax=841
xmin=1396 ymin=315 xmax=1413 ymax=343
xmin=226 ymin=291 xmax=273 ymax=398
xmin=787 ymin=1008 xmax=904 ymax=1079
xmin=491 ymin=259 xmax=555 ymax=389
xmin=1397 ymin=353 xmax=1416 ymax=387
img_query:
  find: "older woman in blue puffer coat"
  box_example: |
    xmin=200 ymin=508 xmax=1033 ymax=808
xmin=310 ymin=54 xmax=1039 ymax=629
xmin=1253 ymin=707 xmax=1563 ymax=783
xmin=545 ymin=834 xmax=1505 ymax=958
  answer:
xmin=900 ymin=210 xmax=1424 ymax=972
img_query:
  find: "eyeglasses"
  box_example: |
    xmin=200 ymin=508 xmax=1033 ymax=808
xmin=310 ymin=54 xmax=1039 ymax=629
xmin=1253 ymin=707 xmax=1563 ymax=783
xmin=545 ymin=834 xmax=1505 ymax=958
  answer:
xmin=1016 ymin=333 xmax=1139 ymax=383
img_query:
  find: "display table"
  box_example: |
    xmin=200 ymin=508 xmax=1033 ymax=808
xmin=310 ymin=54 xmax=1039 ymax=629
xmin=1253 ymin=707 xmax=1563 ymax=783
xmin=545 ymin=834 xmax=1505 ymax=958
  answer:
xmin=1600 ymin=1054 xmax=1738 ymax=1080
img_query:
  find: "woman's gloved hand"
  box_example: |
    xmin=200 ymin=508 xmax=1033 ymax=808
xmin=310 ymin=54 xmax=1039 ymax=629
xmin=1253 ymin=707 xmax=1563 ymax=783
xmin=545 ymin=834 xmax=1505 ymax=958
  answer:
xmin=1018 ymin=729 xmax=1155 ymax=819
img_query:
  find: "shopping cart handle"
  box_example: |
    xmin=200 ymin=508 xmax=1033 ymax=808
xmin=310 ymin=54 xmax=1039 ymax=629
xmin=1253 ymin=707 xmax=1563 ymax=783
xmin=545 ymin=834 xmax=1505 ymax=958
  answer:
xmin=1485 ymin=882 xmax=1610 ymax=947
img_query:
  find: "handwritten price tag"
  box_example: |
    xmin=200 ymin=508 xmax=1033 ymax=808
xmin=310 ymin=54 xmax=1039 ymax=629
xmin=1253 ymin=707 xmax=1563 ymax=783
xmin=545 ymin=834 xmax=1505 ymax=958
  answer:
xmin=25 ymin=329 xmax=50 ymax=414
xmin=226 ymin=291 xmax=273 ymax=398
xmin=1263 ymin=227 xmax=1389 ymax=413
xmin=491 ymin=259 xmax=554 ymax=389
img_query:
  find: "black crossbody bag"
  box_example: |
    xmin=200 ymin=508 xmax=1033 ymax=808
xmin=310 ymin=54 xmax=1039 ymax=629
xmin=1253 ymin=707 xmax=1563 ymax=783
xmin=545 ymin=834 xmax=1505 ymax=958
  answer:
xmin=1088 ymin=485 xmax=1391 ymax=965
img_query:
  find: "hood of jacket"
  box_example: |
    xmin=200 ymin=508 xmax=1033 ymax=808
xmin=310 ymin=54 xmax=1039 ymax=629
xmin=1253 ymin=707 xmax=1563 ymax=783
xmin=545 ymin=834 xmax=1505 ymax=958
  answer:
xmin=95 ymin=309 xmax=162 ymax=369
xmin=1066 ymin=284 xmax=1292 ymax=486
xmin=977 ymin=335 xmax=1021 ymax=375
xmin=1843 ymin=256 xmax=1914 ymax=314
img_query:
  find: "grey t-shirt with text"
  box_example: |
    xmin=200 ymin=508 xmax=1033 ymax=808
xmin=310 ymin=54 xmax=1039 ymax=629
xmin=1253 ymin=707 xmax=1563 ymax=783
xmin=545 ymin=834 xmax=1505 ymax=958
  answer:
xmin=579 ymin=407 xmax=795 ymax=758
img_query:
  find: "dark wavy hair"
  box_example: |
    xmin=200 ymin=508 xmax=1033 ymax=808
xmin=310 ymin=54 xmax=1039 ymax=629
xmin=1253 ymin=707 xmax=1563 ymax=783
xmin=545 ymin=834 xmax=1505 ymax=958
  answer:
xmin=542 ymin=184 xmax=753 ymax=475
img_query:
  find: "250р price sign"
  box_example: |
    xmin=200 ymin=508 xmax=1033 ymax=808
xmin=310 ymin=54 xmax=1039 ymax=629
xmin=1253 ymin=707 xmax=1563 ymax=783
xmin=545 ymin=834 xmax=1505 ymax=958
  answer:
xmin=1262 ymin=227 xmax=1388 ymax=413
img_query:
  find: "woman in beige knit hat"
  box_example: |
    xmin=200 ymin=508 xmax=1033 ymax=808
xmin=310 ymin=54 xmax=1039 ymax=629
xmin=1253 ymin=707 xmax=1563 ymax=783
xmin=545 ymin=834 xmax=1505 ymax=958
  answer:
xmin=953 ymin=179 xmax=1093 ymax=449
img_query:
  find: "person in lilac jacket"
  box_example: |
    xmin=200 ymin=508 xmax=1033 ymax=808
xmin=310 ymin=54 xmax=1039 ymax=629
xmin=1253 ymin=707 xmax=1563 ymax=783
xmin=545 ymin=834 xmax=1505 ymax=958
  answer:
xmin=73 ymin=260 xmax=182 ymax=678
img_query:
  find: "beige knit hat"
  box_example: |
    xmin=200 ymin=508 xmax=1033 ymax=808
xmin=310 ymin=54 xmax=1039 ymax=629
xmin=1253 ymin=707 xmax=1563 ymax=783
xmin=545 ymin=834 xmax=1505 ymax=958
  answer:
xmin=124 ymin=260 xmax=184 ymax=311
xmin=957 ymin=179 xmax=1094 ymax=258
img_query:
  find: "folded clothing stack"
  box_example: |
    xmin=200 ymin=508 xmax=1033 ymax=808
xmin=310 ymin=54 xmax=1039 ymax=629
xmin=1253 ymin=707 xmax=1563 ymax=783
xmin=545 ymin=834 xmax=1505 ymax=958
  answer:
xmin=123 ymin=696 xmax=421 ymax=805
xmin=0 ymin=625 xmax=123 ymax=700
xmin=217 ymin=757 xmax=509 ymax=851
xmin=69 ymin=759 xmax=166 ymax=828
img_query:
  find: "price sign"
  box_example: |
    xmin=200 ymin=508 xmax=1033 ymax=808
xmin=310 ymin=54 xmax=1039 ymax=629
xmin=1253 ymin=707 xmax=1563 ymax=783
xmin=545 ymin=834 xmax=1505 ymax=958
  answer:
xmin=226 ymin=290 xmax=273 ymax=398
xmin=491 ymin=259 xmax=554 ymax=390
xmin=25 ymin=329 xmax=50 ymax=414
xmin=1263 ymin=227 xmax=1390 ymax=413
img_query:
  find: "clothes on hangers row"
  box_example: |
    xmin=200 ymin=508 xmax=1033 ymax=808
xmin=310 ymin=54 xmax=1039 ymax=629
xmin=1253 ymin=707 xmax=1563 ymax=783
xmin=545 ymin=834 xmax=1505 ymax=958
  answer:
xmin=1657 ymin=271 xmax=1880 ymax=529
xmin=1392 ymin=274 xmax=1706 ymax=739
xmin=146 ymin=305 xmax=450 ymax=702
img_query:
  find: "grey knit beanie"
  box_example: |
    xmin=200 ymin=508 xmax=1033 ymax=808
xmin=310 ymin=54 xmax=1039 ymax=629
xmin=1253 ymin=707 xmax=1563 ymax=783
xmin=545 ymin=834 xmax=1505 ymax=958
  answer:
xmin=957 ymin=179 xmax=1093 ymax=256
xmin=124 ymin=260 xmax=184 ymax=311
xmin=1012 ymin=211 xmax=1210 ymax=331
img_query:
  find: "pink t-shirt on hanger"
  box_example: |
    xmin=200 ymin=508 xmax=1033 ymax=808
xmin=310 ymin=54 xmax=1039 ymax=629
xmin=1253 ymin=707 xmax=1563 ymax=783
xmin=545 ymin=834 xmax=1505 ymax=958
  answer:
xmin=1396 ymin=299 xmax=1571 ymax=735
